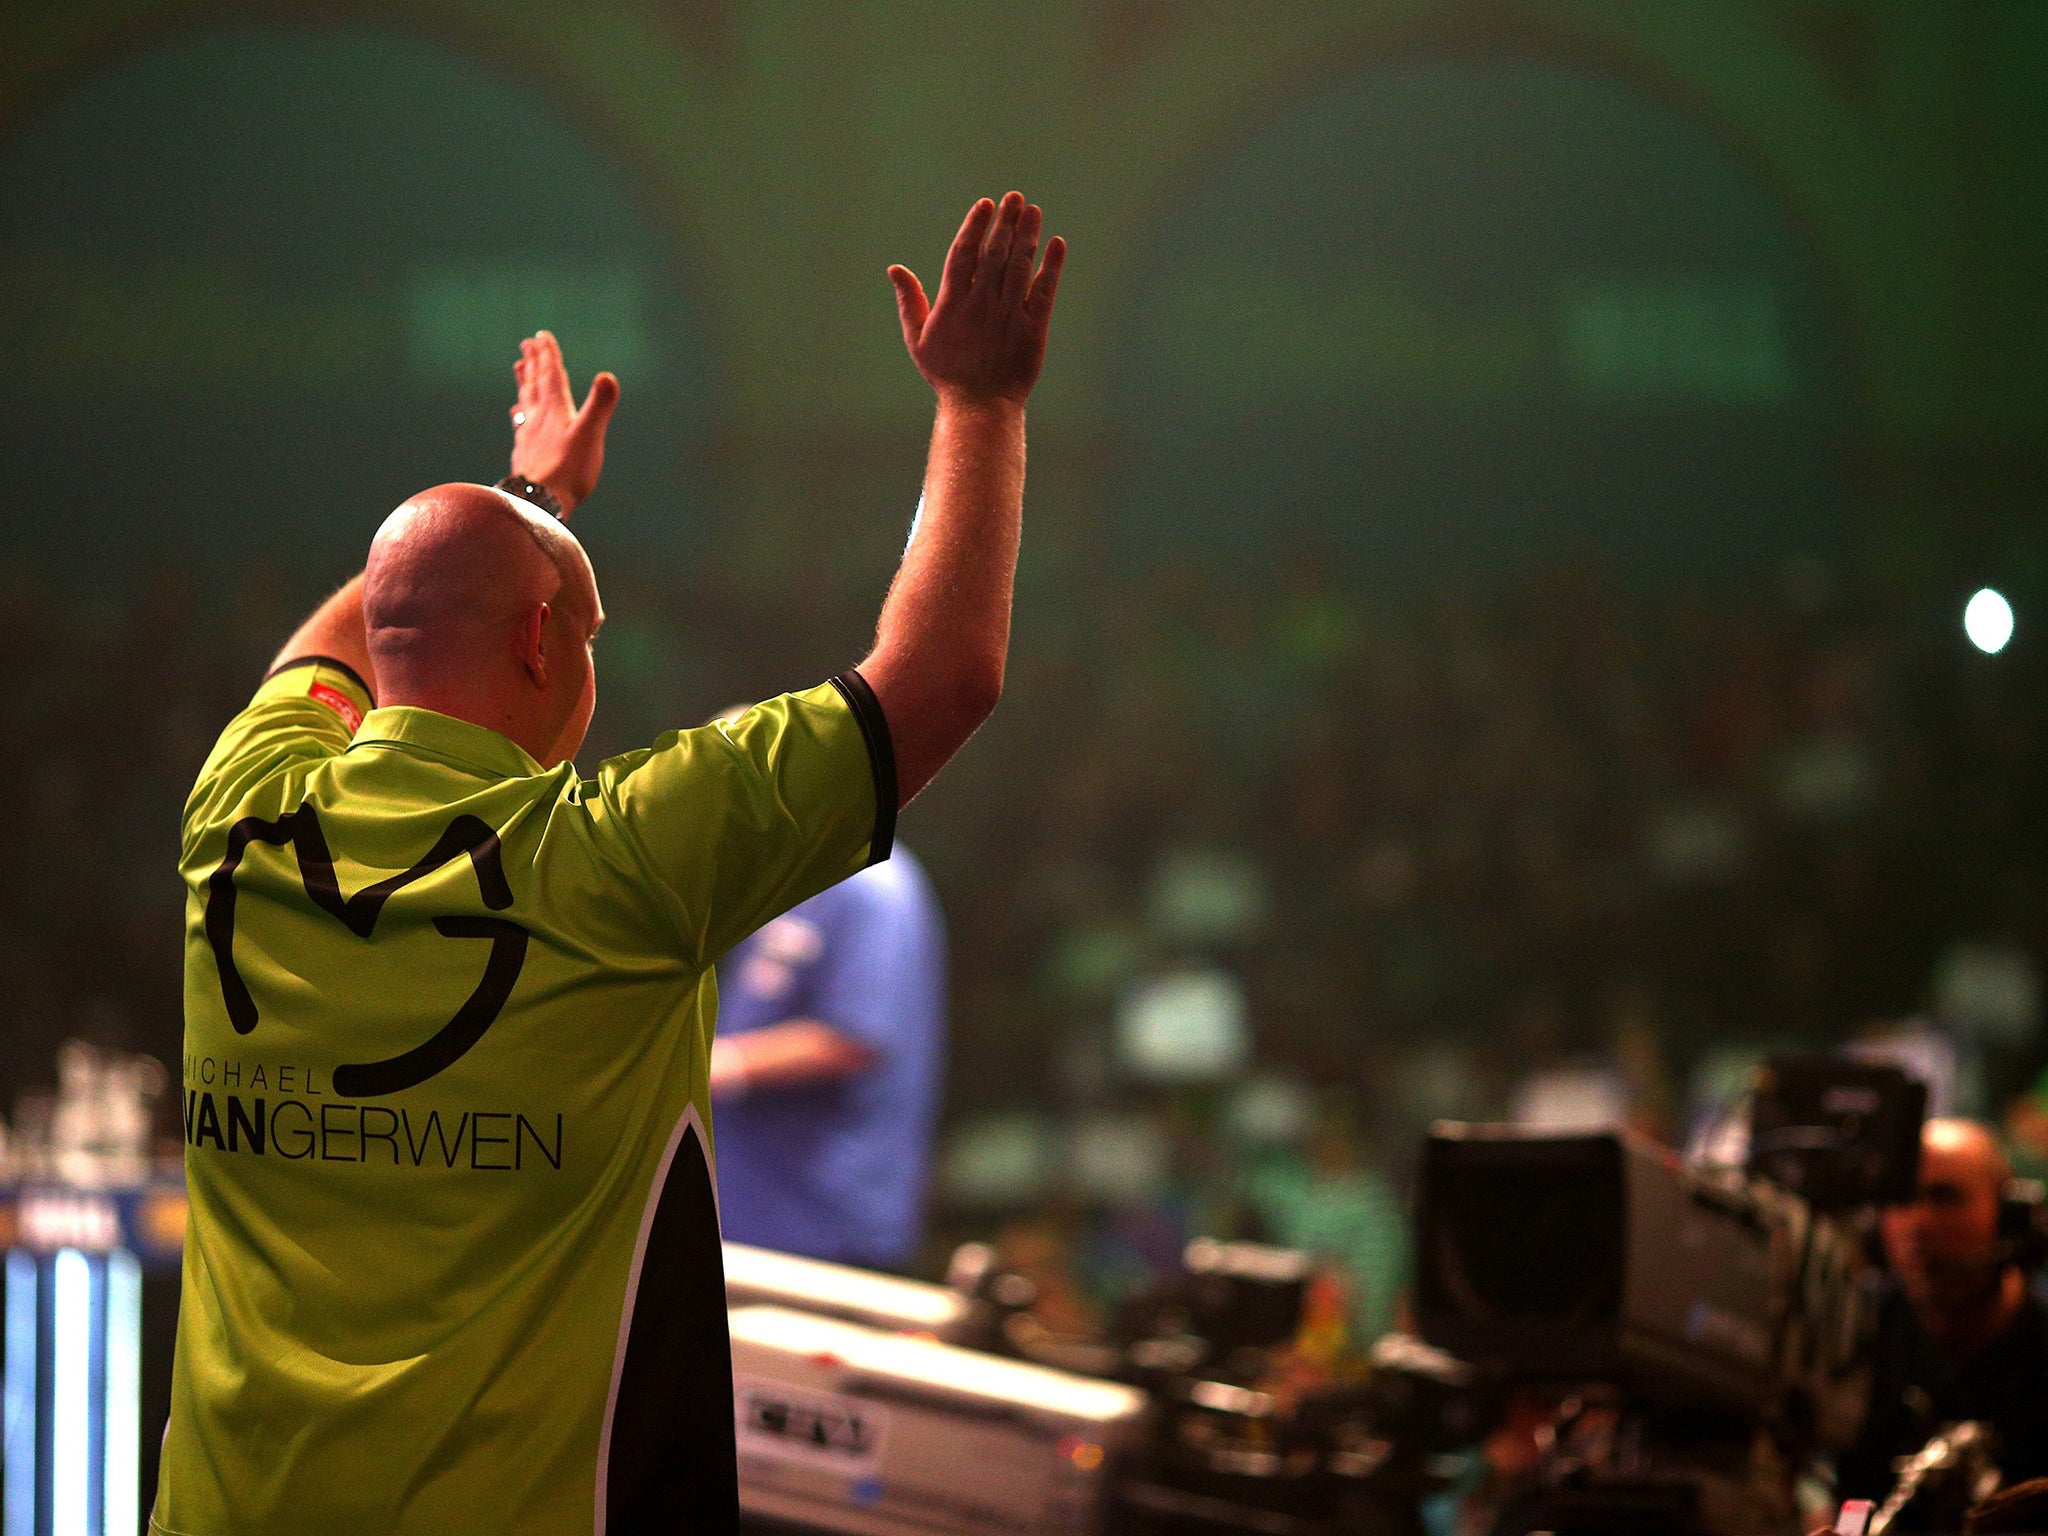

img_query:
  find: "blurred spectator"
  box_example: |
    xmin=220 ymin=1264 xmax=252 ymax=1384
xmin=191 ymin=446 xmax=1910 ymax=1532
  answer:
xmin=711 ymin=846 xmax=948 ymax=1270
xmin=1237 ymin=1091 xmax=1409 ymax=1343
xmin=1837 ymin=1119 xmax=2048 ymax=1502
xmin=2004 ymin=1073 xmax=2048 ymax=1182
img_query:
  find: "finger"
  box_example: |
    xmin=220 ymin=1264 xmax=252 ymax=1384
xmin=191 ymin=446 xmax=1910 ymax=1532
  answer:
xmin=576 ymin=370 xmax=620 ymax=428
xmin=889 ymin=265 xmax=931 ymax=352
xmin=569 ymin=371 xmax=620 ymax=449
xmin=1025 ymin=235 xmax=1066 ymax=321
xmin=937 ymin=198 xmax=994 ymax=302
xmin=532 ymin=329 xmax=573 ymax=409
xmin=1002 ymin=203 xmax=1042 ymax=307
xmin=977 ymin=191 xmax=1024 ymax=288
xmin=519 ymin=337 xmax=547 ymax=410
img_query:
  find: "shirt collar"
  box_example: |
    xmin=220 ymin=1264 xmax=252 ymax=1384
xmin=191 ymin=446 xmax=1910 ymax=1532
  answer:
xmin=350 ymin=706 xmax=544 ymax=780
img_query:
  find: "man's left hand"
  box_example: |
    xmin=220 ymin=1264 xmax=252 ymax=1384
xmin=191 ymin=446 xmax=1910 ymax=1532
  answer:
xmin=510 ymin=331 xmax=620 ymax=516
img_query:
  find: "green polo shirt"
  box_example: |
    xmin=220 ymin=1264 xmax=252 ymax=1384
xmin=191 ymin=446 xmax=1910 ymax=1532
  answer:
xmin=154 ymin=655 xmax=894 ymax=1535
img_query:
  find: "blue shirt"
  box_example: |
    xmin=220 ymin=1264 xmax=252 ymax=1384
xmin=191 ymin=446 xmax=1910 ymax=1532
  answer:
xmin=713 ymin=846 xmax=945 ymax=1267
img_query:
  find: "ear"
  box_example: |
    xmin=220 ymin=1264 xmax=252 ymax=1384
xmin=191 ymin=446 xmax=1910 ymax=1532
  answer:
xmin=520 ymin=602 xmax=552 ymax=686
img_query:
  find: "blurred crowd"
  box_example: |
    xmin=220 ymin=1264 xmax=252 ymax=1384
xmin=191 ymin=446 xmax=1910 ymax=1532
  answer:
xmin=6 ymin=547 xmax=2048 ymax=1352
xmin=920 ymin=552 xmax=2048 ymax=1346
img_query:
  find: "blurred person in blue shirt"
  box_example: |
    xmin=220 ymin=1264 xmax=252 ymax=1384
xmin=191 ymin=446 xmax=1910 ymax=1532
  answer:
xmin=710 ymin=845 xmax=946 ymax=1268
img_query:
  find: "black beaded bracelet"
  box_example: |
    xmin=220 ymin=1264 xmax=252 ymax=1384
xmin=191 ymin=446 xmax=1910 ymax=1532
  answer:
xmin=494 ymin=474 xmax=565 ymax=521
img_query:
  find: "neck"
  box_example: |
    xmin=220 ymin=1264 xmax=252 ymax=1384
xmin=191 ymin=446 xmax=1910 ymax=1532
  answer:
xmin=1920 ymin=1264 xmax=2025 ymax=1355
xmin=374 ymin=669 xmax=551 ymax=764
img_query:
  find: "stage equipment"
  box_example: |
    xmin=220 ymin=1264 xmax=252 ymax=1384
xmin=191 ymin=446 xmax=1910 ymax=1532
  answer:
xmin=1863 ymin=1421 xmax=2000 ymax=1535
xmin=724 ymin=1241 xmax=972 ymax=1339
xmin=1415 ymin=1123 xmax=1871 ymax=1444
xmin=956 ymin=1236 xmax=1443 ymax=1535
xmin=729 ymin=1304 xmax=1148 ymax=1536
xmin=1180 ymin=1238 xmax=1313 ymax=1359
xmin=729 ymin=1050 xmax=1933 ymax=1536
xmin=1746 ymin=1058 xmax=1926 ymax=1213
xmin=1407 ymin=1067 xmax=1936 ymax=1536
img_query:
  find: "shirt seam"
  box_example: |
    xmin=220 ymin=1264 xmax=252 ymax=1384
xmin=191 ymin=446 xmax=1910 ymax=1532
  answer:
xmin=346 ymin=734 xmax=537 ymax=782
xmin=602 ymin=770 xmax=707 ymax=963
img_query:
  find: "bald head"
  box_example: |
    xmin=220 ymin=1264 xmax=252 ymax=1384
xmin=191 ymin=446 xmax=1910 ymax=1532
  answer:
xmin=366 ymin=483 xmax=592 ymax=637
xmin=364 ymin=483 xmax=603 ymax=768
xmin=1923 ymin=1117 xmax=2011 ymax=1190
xmin=1882 ymin=1116 xmax=2022 ymax=1334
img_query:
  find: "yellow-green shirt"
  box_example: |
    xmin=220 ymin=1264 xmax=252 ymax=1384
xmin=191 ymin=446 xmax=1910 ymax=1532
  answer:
xmin=154 ymin=657 xmax=893 ymax=1535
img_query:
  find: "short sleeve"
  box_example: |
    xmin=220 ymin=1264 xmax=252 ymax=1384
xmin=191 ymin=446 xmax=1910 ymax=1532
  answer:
xmin=182 ymin=657 xmax=374 ymax=852
xmin=592 ymin=673 xmax=895 ymax=967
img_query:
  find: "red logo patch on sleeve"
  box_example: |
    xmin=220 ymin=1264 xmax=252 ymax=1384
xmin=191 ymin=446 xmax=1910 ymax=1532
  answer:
xmin=308 ymin=681 xmax=365 ymax=733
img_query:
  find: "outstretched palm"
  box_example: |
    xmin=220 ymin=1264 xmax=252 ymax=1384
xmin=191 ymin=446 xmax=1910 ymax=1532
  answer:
xmin=509 ymin=330 xmax=620 ymax=516
xmin=890 ymin=192 xmax=1065 ymax=405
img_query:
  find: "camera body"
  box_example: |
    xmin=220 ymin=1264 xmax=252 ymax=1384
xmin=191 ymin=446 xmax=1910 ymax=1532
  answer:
xmin=1746 ymin=1056 xmax=1926 ymax=1214
xmin=1413 ymin=1122 xmax=1875 ymax=1451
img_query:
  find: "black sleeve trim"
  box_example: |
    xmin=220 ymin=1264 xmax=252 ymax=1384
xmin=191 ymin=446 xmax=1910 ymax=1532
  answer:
xmin=829 ymin=670 xmax=897 ymax=867
xmin=261 ymin=654 xmax=376 ymax=705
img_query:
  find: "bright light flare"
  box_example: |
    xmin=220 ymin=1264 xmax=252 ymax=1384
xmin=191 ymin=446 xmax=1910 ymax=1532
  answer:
xmin=52 ymin=1249 xmax=89 ymax=1536
xmin=106 ymin=1251 xmax=142 ymax=1536
xmin=1966 ymin=588 xmax=2014 ymax=655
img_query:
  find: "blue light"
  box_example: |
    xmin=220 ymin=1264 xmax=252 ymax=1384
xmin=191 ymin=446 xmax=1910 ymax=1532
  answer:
xmin=4 ymin=1253 xmax=37 ymax=1536
xmin=104 ymin=1252 xmax=141 ymax=1536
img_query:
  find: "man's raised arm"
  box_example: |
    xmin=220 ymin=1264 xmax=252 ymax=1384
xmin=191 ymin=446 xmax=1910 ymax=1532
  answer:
xmin=266 ymin=332 xmax=618 ymax=683
xmin=861 ymin=191 xmax=1065 ymax=803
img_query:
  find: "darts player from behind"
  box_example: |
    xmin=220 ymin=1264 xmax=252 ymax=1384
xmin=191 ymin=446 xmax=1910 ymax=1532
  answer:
xmin=154 ymin=191 xmax=1063 ymax=1535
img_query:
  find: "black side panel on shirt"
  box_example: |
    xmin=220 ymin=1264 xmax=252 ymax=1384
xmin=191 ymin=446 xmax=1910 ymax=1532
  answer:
xmin=606 ymin=1120 xmax=738 ymax=1534
xmin=828 ymin=669 xmax=897 ymax=866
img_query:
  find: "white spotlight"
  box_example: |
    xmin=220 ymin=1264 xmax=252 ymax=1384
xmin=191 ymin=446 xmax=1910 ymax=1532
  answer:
xmin=1966 ymin=588 xmax=2014 ymax=655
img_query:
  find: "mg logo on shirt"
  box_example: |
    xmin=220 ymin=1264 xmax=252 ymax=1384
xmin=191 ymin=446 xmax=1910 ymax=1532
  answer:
xmin=204 ymin=803 xmax=528 ymax=1097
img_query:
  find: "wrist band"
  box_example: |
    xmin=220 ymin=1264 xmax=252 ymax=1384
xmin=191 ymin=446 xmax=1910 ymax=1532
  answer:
xmin=495 ymin=474 xmax=565 ymax=521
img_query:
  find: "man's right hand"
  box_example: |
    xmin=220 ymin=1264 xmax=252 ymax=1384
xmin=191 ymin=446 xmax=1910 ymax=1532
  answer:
xmin=888 ymin=192 xmax=1065 ymax=406
xmin=860 ymin=193 xmax=1064 ymax=804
